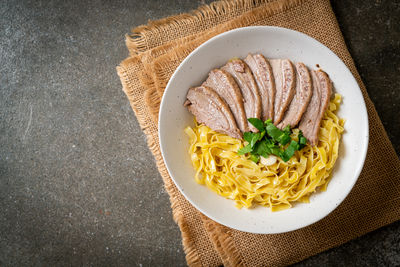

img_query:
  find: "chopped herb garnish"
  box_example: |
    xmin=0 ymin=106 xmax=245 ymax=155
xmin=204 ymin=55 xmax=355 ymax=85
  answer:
xmin=265 ymin=121 xmax=291 ymax=145
xmin=249 ymin=154 xmax=260 ymax=163
xmin=281 ymin=140 xmax=299 ymax=162
xmin=283 ymin=125 xmax=291 ymax=135
xmin=237 ymin=144 xmax=252 ymax=155
xmin=243 ymin=132 xmax=253 ymax=143
xmin=298 ymin=131 xmax=307 ymax=149
xmin=259 ymin=130 xmax=266 ymax=140
xmin=253 ymin=140 xmax=270 ymax=158
xmin=250 ymin=132 xmax=260 ymax=148
xmin=247 ymin=118 xmax=264 ymax=132
xmin=238 ymin=118 xmax=308 ymax=163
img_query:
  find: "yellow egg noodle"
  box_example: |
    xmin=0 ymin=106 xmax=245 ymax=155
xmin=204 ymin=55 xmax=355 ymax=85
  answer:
xmin=184 ymin=94 xmax=345 ymax=211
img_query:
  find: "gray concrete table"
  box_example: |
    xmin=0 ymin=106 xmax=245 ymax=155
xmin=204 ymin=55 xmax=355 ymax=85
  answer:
xmin=1 ymin=0 xmax=399 ymax=266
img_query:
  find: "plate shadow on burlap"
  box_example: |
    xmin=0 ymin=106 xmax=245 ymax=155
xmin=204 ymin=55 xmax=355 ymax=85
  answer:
xmin=117 ymin=0 xmax=400 ymax=266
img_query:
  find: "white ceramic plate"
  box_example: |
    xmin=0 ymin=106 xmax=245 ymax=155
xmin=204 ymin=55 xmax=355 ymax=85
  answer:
xmin=159 ymin=26 xmax=368 ymax=234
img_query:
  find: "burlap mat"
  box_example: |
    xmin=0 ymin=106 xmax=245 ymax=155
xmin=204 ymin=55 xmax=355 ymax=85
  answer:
xmin=117 ymin=0 xmax=400 ymax=266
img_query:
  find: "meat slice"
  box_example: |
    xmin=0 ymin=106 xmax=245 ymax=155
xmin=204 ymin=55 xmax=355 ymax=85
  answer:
xmin=244 ymin=53 xmax=275 ymax=121
xmin=184 ymin=86 xmax=242 ymax=139
xmin=221 ymin=59 xmax=261 ymax=132
xmin=298 ymin=69 xmax=332 ymax=146
xmin=203 ymin=69 xmax=249 ymax=133
xmin=270 ymin=59 xmax=296 ymax=124
xmin=277 ymin=62 xmax=313 ymax=129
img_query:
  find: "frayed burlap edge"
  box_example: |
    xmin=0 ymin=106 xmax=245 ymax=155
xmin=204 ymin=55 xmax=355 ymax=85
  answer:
xmin=201 ymin=214 xmax=245 ymax=267
xmin=126 ymin=0 xmax=281 ymax=55
xmin=140 ymin=0 xmax=307 ymax=126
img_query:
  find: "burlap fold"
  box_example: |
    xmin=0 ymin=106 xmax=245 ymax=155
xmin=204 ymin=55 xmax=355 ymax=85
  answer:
xmin=117 ymin=0 xmax=400 ymax=266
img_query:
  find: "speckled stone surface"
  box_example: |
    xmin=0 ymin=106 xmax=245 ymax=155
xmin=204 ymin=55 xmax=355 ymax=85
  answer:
xmin=0 ymin=0 xmax=399 ymax=266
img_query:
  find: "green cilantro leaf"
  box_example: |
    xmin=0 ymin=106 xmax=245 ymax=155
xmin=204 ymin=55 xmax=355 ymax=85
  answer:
xmin=243 ymin=132 xmax=255 ymax=143
xmin=250 ymin=154 xmax=260 ymax=163
xmin=238 ymin=121 xmax=308 ymax=162
xmin=248 ymin=118 xmax=265 ymax=132
xmin=253 ymin=140 xmax=270 ymax=157
xmin=250 ymin=132 xmax=260 ymax=148
xmin=259 ymin=130 xmax=266 ymax=140
xmin=283 ymin=125 xmax=291 ymax=135
xmin=265 ymin=122 xmax=291 ymax=145
xmin=298 ymin=131 xmax=307 ymax=149
xmin=238 ymin=144 xmax=252 ymax=155
xmin=281 ymin=140 xmax=299 ymax=162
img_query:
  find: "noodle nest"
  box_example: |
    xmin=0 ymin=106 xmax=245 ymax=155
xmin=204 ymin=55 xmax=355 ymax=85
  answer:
xmin=184 ymin=94 xmax=345 ymax=211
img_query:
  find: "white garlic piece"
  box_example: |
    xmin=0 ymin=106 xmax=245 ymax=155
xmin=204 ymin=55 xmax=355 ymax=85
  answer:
xmin=260 ymin=155 xmax=277 ymax=166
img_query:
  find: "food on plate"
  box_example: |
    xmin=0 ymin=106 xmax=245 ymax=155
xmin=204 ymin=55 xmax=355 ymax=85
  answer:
xmin=203 ymin=69 xmax=249 ymax=133
xmin=298 ymin=69 xmax=332 ymax=146
xmin=185 ymin=94 xmax=344 ymax=211
xmin=270 ymin=59 xmax=296 ymax=124
xmin=244 ymin=53 xmax=275 ymax=121
xmin=183 ymin=53 xmax=344 ymax=211
xmin=237 ymin=118 xmax=307 ymax=163
xmin=184 ymin=86 xmax=242 ymax=139
xmin=277 ymin=62 xmax=313 ymax=130
xmin=222 ymin=58 xmax=262 ymax=132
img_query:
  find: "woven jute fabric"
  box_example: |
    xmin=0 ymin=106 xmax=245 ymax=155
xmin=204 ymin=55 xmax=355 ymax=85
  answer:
xmin=117 ymin=0 xmax=400 ymax=266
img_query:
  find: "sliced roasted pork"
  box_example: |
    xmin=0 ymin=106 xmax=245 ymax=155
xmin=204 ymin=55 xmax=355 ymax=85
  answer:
xmin=222 ymin=59 xmax=261 ymax=132
xmin=299 ymin=69 xmax=332 ymax=146
xmin=244 ymin=53 xmax=275 ymax=121
xmin=277 ymin=62 xmax=313 ymax=129
xmin=270 ymin=59 xmax=296 ymax=124
xmin=184 ymin=86 xmax=242 ymax=139
xmin=203 ymin=69 xmax=249 ymax=133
